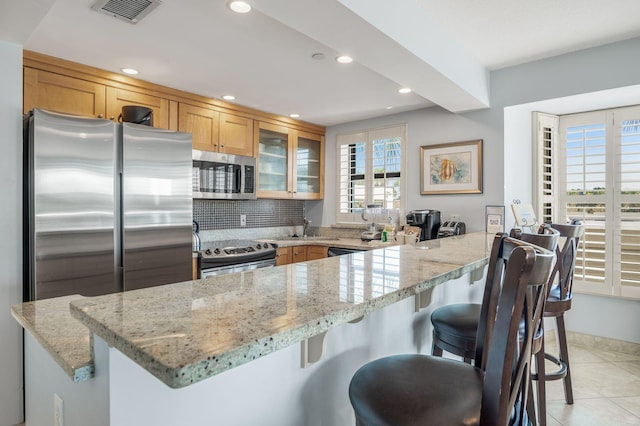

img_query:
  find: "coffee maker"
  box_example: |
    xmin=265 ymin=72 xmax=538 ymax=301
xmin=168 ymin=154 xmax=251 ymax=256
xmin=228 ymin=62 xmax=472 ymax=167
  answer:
xmin=406 ymin=210 xmax=441 ymax=241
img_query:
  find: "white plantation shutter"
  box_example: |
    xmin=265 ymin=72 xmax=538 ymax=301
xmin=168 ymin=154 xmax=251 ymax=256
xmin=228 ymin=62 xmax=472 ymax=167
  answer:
xmin=615 ymin=109 xmax=640 ymax=298
xmin=534 ymin=112 xmax=559 ymax=224
xmin=338 ymin=132 xmax=367 ymax=223
xmin=336 ymin=125 xmax=406 ymax=223
xmin=537 ymin=106 xmax=640 ymax=299
xmin=370 ymin=127 xmax=402 ymax=210
xmin=560 ymin=112 xmax=609 ymax=294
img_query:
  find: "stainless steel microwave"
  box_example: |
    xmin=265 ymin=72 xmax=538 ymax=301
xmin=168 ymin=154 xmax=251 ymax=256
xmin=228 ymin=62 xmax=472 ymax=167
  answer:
xmin=192 ymin=150 xmax=256 ymax=200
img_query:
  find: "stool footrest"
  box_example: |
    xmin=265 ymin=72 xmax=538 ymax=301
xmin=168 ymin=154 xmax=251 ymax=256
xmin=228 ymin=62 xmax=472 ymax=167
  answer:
xmin=531 ymin=352 xmax=568 ymax=381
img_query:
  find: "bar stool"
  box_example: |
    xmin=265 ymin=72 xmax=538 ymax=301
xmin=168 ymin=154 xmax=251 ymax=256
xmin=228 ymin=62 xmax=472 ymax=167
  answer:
xmin=430 ymin=228 xmax=559 ymax=365
xmin=348 ymin=234 xmax=555 ymax=426
xmin=532 ymin=222 xmax=584 ymax=424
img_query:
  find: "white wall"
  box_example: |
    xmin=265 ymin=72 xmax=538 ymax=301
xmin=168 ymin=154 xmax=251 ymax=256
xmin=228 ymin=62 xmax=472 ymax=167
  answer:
xmin=312 ymin=36 xmax=640 ymax=344
xmin=312 ymin=106 xmax=501 ymax=233
xmin=0 ymin=40 xmax=24 ymax=426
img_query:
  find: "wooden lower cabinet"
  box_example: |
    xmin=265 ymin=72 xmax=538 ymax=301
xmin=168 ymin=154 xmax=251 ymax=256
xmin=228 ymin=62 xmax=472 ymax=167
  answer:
xmin=192 ymin=257 xmax=199 ymax=280
xmin=276 ymin=245 xmax=328 ymax=266
xmin=306 ymin=246 xmax=328 ymax=260
xmin=276 ymin=247 xmax=293 ymax=266
xmin=292 ymin=246 xmax=307 ymax=264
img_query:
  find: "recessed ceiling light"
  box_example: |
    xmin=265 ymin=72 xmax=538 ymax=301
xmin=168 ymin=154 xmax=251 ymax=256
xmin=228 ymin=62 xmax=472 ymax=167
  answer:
xmin=336 ymin=55 xmax=353 ymax=64
xmin=121 ymin=68 xmax=139 ymax=75
xmin=398 ymin=88 xmax=412 ymax=94
xmin=290 ymin=114 xmax=300 ymax=118
xmin=385 ymin=106 xmax=393 ymax=110
xmin=228 ymin=1 xmax=251 ymax=13
xmin=222 ymin=95 xmax=236 ymax=101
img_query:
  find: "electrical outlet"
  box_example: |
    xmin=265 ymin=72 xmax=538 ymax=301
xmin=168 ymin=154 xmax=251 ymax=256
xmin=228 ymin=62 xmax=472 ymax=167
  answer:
xmin=240 ymin=214 xmax=247 ymax=227
xmin=54 ymin=393 xmax=64 ymax=426
xmin=451 ymin=214 xmax=462 ymax=221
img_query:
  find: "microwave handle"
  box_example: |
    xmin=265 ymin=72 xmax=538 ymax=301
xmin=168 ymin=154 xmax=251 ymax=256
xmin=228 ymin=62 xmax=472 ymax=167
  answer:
xmin=235 ymin=167 xmax=242 ymax=192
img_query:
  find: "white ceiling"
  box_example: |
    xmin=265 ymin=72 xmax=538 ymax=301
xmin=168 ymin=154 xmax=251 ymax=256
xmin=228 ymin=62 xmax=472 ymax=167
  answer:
xmin=2 ymin=0 xmax=640 ymax=127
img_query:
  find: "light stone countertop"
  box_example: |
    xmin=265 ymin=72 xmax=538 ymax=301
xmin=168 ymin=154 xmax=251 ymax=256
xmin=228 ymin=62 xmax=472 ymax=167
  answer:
xmin=11 ymin=294 xmax=94 ymax=383
xmin=13 ymin=232 xmax=493 ymax=388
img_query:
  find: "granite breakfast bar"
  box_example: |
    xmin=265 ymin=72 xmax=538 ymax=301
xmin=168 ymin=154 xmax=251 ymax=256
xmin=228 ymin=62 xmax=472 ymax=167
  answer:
xmin=14 ymin=232 xmax=492 ymax=426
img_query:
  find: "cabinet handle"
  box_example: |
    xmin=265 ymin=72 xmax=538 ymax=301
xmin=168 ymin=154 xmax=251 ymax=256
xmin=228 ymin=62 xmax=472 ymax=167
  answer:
xmin=220 ymin=144 xmax=225 ymax=148
xmin=97 ymin=114 xmax=103 ymax=119
xmin=109 ymin=116 xmax=115 ymax=121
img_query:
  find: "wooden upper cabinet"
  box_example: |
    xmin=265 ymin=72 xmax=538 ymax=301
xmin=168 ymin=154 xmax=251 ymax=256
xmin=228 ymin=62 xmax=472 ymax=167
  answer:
xmin=22 ymin=52 xmax=325 ymax=164
xmin=23 ymin=68 xmax=106 ymax=117
xmin=219 ymin=113 xmax=254 ymax=156
xmin=106 ymin=87 xmax=170 ymax=129
xmin=255 ymin=121 xmax=324 ymax=199
xmin=178 ymin=103 xmax=220 ymax=151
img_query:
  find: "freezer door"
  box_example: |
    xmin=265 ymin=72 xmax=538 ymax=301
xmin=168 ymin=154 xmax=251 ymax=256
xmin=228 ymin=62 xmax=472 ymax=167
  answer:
xmin=121 ymin=123 xmax=192 ymax=291
xmin=25 ymin=109 xmax=118 ymax=300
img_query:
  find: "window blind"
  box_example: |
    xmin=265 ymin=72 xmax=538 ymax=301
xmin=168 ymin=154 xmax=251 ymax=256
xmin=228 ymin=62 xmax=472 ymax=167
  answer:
xmin=536 ymin=106 xmax=640 ymax=299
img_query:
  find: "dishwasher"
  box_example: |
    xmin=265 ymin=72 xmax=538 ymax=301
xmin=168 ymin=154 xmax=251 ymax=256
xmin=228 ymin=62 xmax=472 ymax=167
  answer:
xmin=327 ymin=247 xmax=366 ymax=257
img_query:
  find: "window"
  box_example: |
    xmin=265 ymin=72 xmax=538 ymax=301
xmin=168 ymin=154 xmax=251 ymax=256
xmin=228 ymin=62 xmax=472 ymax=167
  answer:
xmin=336 ymin=125 xmax=406 ymax=223
xmin=534 ymin=107 xmax=640 ymax=299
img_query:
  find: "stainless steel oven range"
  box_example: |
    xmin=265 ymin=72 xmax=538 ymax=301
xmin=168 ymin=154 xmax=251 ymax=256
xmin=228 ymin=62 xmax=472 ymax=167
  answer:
xmin=200 ymin=241 xmax=277 ymax=278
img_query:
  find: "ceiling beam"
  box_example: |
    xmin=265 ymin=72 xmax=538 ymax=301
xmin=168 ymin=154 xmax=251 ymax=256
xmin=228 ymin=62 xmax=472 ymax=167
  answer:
xmin=252 ymin=0 xmax=490 ymax=113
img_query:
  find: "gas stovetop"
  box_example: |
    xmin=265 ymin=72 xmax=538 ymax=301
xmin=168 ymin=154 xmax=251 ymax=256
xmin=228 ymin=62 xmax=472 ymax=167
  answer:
xmin=200 ymin=240 xmax=277 ymax=268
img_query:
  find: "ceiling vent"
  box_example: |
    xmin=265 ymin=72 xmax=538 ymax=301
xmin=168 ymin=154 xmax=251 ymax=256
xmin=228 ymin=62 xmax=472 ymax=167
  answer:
xmin=91 ymin=0 xmax=162 ymax=24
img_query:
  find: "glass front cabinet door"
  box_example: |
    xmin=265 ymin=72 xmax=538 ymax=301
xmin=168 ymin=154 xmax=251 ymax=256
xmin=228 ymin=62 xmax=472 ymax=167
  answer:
xmin=256 ymin=122 xmax=324 ymax=199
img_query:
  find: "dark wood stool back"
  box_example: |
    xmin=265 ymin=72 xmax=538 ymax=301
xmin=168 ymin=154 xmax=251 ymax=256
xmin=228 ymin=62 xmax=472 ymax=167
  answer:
xmin=349 ymin=234 xmax=555 ymax=426
xmin=531 ymin=221 xmax=585 ymax=424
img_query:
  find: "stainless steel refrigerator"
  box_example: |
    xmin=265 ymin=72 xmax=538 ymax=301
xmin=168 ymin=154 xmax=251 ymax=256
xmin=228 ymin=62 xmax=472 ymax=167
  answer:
xmin=23 ymin=108 xmax=193 ymax=301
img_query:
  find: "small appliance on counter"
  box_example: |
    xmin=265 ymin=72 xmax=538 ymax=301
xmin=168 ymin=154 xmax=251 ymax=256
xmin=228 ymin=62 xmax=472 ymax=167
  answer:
xmin=437 ymin=221 xmax=466 ymax=238
xmin=406 ymin=209 xmax=441 ymax=241
xmin=360 ymin=204 xmax=383 ymax=241
xmin=360 ymin=229 xmax=382 ymax=242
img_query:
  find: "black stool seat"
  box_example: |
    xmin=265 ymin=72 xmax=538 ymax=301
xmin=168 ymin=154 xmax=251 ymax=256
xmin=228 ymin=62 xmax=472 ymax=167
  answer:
xmin=431 ymin=303 xmax=480 ymax=361
xmin=349 ymin=234 xmax=557 ymax=426
xmin=349 ymin=354 xmax=482 ymax=426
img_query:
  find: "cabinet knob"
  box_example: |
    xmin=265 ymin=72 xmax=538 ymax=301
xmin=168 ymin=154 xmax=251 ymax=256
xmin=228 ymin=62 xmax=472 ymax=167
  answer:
xmin=97 ymin=114 xmax=103 ymax=119
xmin=110 ymin=116 xmax=115 ymax=121
xmin=220 ymin=144 xmax=225 ymax=148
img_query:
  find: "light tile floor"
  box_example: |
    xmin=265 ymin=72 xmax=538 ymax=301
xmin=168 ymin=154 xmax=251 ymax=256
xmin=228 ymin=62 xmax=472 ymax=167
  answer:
xmin=541 ymin=339 xmax=640 ymax=425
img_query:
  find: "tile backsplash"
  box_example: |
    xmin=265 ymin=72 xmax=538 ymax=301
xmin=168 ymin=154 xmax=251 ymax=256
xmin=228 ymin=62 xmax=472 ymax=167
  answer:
xmin=193 ymin=199 xmax=305 ymax=230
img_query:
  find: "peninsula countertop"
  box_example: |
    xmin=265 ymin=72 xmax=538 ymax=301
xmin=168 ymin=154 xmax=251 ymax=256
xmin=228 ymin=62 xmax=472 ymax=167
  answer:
xmin=14 ymin=232 xmax=492 ymax=389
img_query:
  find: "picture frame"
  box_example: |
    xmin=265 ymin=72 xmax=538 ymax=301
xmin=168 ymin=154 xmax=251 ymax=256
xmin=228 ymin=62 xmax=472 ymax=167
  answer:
xmin=485 ymin=205 xmax=505 ymax=234
xmin=420 ymin=139 xmax=483 ymax=195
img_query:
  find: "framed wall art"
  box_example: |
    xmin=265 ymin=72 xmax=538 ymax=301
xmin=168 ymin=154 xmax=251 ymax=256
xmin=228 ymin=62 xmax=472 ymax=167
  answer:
xmin=420 ymin=139 xmax=483 ymax=195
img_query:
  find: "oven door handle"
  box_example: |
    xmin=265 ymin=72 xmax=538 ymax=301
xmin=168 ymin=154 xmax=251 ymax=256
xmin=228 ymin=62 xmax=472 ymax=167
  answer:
xmin=201 ymin=258 xmax=276 ymax=278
